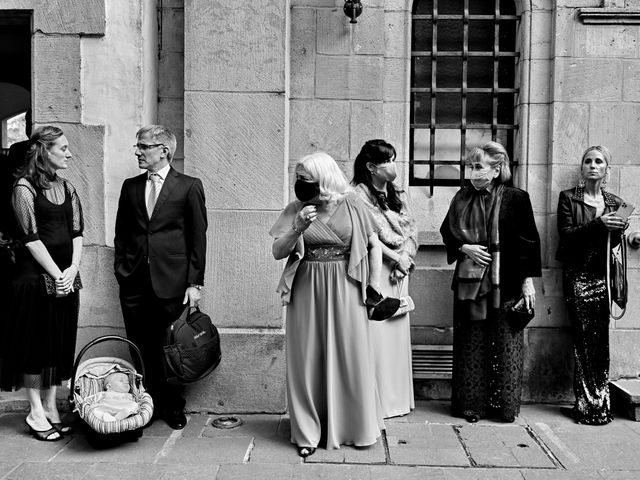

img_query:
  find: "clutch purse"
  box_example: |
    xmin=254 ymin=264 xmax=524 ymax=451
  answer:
xmin=505 ymin=297 xmax=534 ymax=331
xmin=41 ymin=272 xmax=83 ymax=296
xmin=390 ymin=277 xmax=415 ymax=318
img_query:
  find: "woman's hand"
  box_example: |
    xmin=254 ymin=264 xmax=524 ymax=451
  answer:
xmin=293 ymin=205 xmax=317 ymax=233
xmin=521 ymin=277 xmax=535 ymax=310
xmin=600 ymin=213 xmax=627 ymax=231
xmin=56 ymin=263 xmax=78 ymax=293
xmin=394 ymin=251 xmax=413 ymax=276
xmin=460 ymin=244 xmax=492 ymax=267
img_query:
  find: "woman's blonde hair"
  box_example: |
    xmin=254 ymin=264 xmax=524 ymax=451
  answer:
xmin=466 ymin=141 xmax=512 ymax=184
xmin=295 ymin=152 xmax=352 ymax=201
xmin=581 ymin=145 xmax=612 ymax=166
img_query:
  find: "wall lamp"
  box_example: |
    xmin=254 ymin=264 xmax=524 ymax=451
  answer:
xmin=344 ymin=0 xmax=363 ymax=24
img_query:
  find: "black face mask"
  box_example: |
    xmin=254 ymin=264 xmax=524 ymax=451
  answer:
xmin=294 ymin=179 xmax=320 ymax=202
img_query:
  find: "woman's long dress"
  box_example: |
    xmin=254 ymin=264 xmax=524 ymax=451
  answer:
xmin=0 ymin=177 xmax=83 ymax=391
xmin=558 ymin=187 xmax=620 ymax=425
xmin=355 ymin=184 xmax=416 ymax=418
xmin=271 ymin=194 xmax=383 ymax=449
xmin=563 ymin=255 xmax=611 ymax=425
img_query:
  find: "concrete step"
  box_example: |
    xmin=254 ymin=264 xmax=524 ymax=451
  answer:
xmin=610 ymin=379 xmax=640 ymax=421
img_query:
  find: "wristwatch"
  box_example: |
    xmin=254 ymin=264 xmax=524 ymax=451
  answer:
xmin=190 ymin=284 xmax=203 ymax=290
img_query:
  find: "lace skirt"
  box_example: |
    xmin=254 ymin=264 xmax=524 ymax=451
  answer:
xmin=451 ymin=299 xmax=524 ymax=421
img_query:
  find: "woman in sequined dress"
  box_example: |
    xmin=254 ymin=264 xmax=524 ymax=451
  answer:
xmin=270 ymin=152 xmax=385 ymax=457
xmin=352 ymin=139 xmax=417 ymax=418
xmin=440 ymin=141 xmax=541 ymax=423
xmin=0 ymin=126 xmax=83 ymax=441
xmin=557 ymin=145 xmax=626 ymax=425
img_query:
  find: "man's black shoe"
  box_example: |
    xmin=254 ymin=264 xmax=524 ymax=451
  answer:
xmin=164 ymin=410 xmax=187 ymax=430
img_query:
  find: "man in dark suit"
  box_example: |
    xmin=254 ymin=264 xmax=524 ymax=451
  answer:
xmin=114 ymin=125 xmax=207 ymax=429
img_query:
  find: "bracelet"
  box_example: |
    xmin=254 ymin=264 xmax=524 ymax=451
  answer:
xmin=291 ymin=221 xmax=303 ymax=234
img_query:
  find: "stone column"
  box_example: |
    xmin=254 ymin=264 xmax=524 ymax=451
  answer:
xmin=184 ymin=0 xmax=289 ymax=412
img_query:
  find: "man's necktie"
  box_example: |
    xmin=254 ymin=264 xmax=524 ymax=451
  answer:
xmin=147 ymin=173 xmax=161 ymax=217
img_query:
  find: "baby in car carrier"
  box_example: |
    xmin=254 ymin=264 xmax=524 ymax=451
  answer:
xmin=89 ymin=372 xmax=140 ymax=422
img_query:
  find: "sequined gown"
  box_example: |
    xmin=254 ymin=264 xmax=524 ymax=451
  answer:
xmin=270 ymin=193 xmax=384 ymax=450
xmin=557 ymin=187 xmax=622 ymax=425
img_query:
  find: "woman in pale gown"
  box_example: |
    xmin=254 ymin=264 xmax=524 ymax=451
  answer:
xmin=352 ymin=139 xmax=417 ymax=418
xmin=270 ymin=152 xmax=385 ymax=457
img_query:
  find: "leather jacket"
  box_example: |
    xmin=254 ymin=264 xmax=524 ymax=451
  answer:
xmin=556 ymin=186 xmax=623 ymax=266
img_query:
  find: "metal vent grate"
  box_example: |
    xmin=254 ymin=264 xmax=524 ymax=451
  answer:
xmin=412 ymin=345 xmax=453 ymax=379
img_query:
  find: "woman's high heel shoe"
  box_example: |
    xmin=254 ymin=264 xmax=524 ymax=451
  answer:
xmin=297 ymin=446 xmax=316 ymax=458
xmin=366 ymin=286 xmax=401 ymax=321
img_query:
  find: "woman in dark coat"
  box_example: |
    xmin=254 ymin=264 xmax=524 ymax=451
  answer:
xmin=440 ymin=141 xmax=541 ymax=423
xmin=557 ymin=145 xmax=626 ymax=425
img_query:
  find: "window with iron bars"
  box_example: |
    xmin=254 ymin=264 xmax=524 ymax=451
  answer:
xmin=410 ymin=0 xmax=520 ymax=195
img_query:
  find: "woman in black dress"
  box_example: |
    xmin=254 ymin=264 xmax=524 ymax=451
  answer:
xmin=557 ymin=145 xmax=626 ymax=425
xmin=0 ymin=126 xmax=83 ymax=441
xmin=440 ymin=141 xmax=541 ymax=423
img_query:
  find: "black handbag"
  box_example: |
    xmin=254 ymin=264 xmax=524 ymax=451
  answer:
xmin=608 ymin=232 xmax=628 ymax=319
xmin=505 ymin=297 xmax=534 ymax=331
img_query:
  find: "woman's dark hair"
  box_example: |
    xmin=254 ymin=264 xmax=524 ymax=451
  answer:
xmin=15 ymin=125 xmax=64 ymax=189
xmin=351 ymin=139 xmax=403 ymax=213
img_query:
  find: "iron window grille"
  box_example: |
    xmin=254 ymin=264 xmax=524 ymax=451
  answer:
xmin=410 ymin=0 xmax=520 ymax=195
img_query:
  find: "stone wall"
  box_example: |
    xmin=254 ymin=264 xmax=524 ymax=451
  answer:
xmin=183 ymin=0 xmax=289 ymax=413
xmin=158 ymin=0 xmax=185 ymax=173
xmin=549 ymin=0 xmax=640 ymax=384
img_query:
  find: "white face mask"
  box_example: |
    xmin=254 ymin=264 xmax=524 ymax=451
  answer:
xmin=470 ymin=169 xmax=495 ymax=191
xmin=373 ymin=162 xmax=397 ymax=182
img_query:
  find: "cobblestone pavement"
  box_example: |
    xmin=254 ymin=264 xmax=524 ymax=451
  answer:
xmin=0 ymin=401 xmax=639 ymax=479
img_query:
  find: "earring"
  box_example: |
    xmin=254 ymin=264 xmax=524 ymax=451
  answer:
xmin=578 ymin=177 xmax=585 ymax=189
xmin=602 ymin=176 xmax=608 ymax=190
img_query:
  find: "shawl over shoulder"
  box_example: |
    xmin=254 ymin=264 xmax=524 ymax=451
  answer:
xmin=269 ymin=193 xmax=379 ymax=305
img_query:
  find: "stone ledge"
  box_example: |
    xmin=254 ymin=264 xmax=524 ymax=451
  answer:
xmin=611 ymin=378 xmax=640 ymax=421
xmin=578 ymin=8 xmax=640 ymax=24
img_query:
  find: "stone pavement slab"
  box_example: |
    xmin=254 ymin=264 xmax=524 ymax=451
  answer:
xmin=305 ymin=440 xmax=386 ymax=464
xmin=157 ymin=436 xmax=252 ymax=465
xmin=370 ymin=465 xmax=528 ymax=479
xmin=53 ymin=435 xmax=167 ymax=464
xmin=202 ymin=414 xmax=282 ymax=439
xmin=292 ymin=464 xmax=372 ymax=479
xmin=4 ymin=462 xmax=91 ymax=480
xmin=520 ymin=469 xmax=605 ymax=480
xmin=386 ymin=423 xmax=469 ymax=466
xmin=530 ymin=419 xmax=640 ymax=471
xmin=458 ymin=424 xmax=556 ymax=468
xmin=217 ymin=463 xmax=294 ymax=480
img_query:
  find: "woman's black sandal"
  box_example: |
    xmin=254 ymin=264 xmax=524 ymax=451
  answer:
xmin=462 ymin=410 xmax=479 ymax=423
xmin=50 ymin=422 xmax=73 ymax=435
xmin=297 ymin=446 xmax=316 ymax=458
xmin=25 ymin=419 xmax=62 ymax=442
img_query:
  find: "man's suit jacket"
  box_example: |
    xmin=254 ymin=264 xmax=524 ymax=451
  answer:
xmin=114 ymin=167 xmax=207 ymax=299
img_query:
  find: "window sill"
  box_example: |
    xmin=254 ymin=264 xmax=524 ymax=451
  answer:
xmin=578 ymin=7 xmax=640 ymax=24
